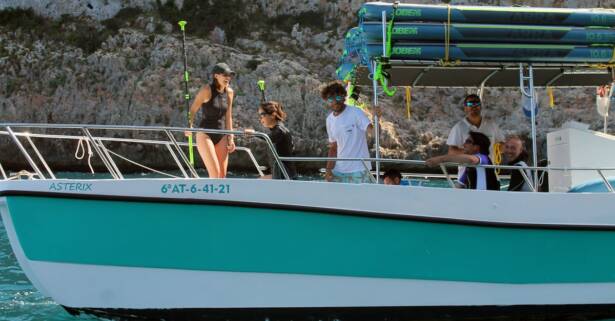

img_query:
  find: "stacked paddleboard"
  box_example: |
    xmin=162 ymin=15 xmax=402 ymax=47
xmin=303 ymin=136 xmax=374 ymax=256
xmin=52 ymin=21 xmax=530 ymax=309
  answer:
xmin=337 ymin=2 xmax=615 ymax=80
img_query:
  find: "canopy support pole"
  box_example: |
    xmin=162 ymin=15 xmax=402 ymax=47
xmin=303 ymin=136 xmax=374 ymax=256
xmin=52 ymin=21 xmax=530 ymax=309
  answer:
xmin=519 ymin=64 xmax=539 ymax=189
xmin=368 ymin=11 xmax=388 ymax=183
xmin=373 ymin=60 xmax=381 ymax=183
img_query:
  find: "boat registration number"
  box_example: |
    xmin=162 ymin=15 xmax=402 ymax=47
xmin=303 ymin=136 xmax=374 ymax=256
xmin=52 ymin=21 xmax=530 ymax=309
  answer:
xmin=160 ymin=183 xmax=230 ymax=194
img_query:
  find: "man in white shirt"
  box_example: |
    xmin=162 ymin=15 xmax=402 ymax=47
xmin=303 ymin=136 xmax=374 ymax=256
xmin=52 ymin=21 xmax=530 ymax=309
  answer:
xmin=447 ymin=94 xmax=504 ymax=159
xmin=321 ymin=81 xmax=375 ymax=183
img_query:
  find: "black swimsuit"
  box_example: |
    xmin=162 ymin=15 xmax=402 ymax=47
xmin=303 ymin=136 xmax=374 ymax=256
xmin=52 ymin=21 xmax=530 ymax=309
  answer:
xmin=199 ymin=83 xmax=228 ymax=145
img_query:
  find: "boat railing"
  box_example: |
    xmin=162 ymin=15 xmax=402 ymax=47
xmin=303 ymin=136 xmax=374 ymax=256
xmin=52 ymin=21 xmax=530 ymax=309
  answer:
xmin=0 ymin=123 xmax=286 ymax=180
xmin=1 ymin=123 xmax=614 ymax=193
xmin=280 ymin=157 xmax=615 ymax=193
xmin=439 ymin=162 xmax=615 ymax=193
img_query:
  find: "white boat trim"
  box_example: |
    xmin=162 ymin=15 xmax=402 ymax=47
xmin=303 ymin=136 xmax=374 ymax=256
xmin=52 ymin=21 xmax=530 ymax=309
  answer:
xmin=2 ymin=178 xmax=615 ymax=228
xmin=18 ymin=260 xmax=615 ymax=309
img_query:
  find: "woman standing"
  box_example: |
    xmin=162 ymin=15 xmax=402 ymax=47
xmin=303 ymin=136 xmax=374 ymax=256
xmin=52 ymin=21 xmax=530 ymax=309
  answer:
xmin=258 ymin=101 xmax=297 ymax=179
xmin=186 ymin=62 xmax=236 ymax=178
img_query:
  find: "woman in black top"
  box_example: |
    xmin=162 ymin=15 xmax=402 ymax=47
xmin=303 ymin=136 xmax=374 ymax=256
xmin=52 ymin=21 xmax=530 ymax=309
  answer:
xmin=258 ymin=101 xmax=297 ymax=179
xmin=186 ymin=63 xmax=236 ymax=178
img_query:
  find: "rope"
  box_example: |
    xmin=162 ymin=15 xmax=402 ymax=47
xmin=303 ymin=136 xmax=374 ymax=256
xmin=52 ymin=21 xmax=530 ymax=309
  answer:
xmin=105 ymin=149 xmax=180 ymax=178
xmin=75 ymin=138 xmax=95 ymax=174
xmin=439 ymin=5 xmax=461 ymax=67
xmin=8 ymin=170 xmax=37 ymax=180
xmin=493 ymin=142 xmax=503 ymax=175
xmin=405 ymin=86 xmax=412 ymax=119
xmin=547 ymin=86 xmax=555 ymax=108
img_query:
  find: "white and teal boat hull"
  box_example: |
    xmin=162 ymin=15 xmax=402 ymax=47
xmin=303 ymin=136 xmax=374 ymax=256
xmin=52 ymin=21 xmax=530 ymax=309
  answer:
xmin=2 ymin=178 xmax=615 ymax=320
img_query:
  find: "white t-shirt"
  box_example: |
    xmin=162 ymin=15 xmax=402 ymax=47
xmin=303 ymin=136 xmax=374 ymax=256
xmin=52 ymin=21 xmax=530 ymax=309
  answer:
xmin=326 ymin=106 xmax=372 ymax=173
xmin=446 ymin=117 xmax=504 ymax=159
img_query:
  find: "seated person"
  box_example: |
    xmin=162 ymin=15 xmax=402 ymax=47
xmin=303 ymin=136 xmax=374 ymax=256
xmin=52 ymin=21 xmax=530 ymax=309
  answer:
xmin=247 ymin=101 xmax=297 ymax=179
xmin=426 ymin=131 xmax=500 ymax=191
xmin=383 ymin=169 xmax=409 ymax=185
xmin=503 ymin=135 xmax=533 ymax=191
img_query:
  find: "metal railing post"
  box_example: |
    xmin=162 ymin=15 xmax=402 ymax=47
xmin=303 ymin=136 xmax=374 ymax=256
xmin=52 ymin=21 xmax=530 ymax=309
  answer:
xmin=258 ymin=132 xmax=290 ymax=180
xmin=165 ymin=143 xmax=189 ymax=178
xmin=165 ymin=130 xmax=199 ymax=178
xmin=6 ymin=127 xmax=45 ymax=179
xmin=518 ymin=168 xmax=536 ymax=192
xmin=82 ymin=128 xmax=120 ymax=179
xmin=25 ymin=135 xmax=56 ymax=179
xmin=519 ymin=63 xmax=539 ymax=190
xmin=597 ymin=169 xmax=615 ymax=193
xmin=440 ymin=164 xmax=457 ymax=188
xmin=96 ymin=138 xmax=124 ymax=180
xmin=0 ymin=162 xmax=6 ymax=180
xmin=235 ymin=147 xmax=265 ymax=177
xmin=372 ymin=59 xmax=381 ymax=184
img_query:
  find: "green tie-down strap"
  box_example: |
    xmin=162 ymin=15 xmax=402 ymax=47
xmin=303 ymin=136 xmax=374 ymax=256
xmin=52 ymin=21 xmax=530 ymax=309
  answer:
xmin=377 ymin=2 xmax=398 ymax=97
xmin=374 ymin=60 xmax=396 ymax=96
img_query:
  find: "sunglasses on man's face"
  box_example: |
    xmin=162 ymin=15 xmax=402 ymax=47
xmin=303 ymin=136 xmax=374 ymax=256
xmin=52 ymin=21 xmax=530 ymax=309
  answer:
xmin=258 ymin=112 xmax=271 ymax=118
xmin=465 ymin=101 xmax=481 ymax=108
xmin=326 ymin=95 xmax=345 ymax=103
xmin=464 ymin=138 xmax=475 ymax=145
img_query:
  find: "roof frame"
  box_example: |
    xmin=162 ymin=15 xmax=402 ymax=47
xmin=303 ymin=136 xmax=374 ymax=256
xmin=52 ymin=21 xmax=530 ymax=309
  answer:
xmin=354 ymin=61 xmax=614 ymax=88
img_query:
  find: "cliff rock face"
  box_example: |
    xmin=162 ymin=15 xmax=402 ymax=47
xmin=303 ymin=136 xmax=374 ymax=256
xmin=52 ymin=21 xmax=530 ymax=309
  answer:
xmin=1 ymin=0 xmax=614 ymax=174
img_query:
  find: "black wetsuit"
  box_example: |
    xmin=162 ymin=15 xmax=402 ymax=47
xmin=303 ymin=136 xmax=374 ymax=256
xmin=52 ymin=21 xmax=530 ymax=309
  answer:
xmin=508 ymin=152 xmax=531 ymax=192
xmin=464 ymin=156 xmax=500 ymax=190
xmin=269 ymin=123 xmax=297 ymax=179
xmin=199 ymin=83 xmax=228 ymax=145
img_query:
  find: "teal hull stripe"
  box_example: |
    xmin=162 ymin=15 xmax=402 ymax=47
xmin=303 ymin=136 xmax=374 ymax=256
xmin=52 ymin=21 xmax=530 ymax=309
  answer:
xmin=7 ymin=196 xmax=615 ymax=284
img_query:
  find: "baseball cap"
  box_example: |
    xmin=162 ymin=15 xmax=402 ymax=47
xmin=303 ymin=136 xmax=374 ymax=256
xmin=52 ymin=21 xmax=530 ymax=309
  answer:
xmin=212 ymin=62 xmax=235 ymax=76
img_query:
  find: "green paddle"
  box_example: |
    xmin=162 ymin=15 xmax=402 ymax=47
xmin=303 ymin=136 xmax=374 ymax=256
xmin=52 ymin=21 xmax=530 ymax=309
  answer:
xmin=178 ymin=20 xmax=194 ymax=165
xmin=257 ymin=80 xmax=267 ymax=102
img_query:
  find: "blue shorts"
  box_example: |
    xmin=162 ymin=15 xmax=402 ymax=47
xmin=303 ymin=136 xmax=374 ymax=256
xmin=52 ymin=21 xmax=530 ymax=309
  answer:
xmin=332 ymin=170 xmax=372 ymax=184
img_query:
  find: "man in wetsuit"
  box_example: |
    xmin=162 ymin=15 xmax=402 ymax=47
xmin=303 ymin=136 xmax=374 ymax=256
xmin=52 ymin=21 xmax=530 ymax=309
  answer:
xmin=504 ymin=135 xmax=533 ymax=192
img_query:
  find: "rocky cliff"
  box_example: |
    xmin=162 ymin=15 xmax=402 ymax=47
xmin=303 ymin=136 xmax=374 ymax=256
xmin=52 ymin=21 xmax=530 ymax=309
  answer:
xmin=1 ymin=0 xmax=614 ymax=175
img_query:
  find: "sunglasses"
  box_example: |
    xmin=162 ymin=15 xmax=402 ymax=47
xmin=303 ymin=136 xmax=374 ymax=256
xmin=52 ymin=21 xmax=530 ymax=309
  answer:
xmin=464 ymin=138 xmax=475 ymax=145
xmin=326 ymin=95 xmax=345 ymax=103
xmin=258 ymin=112 xmax=271 ymax=118
xmin=465 ymin=101 xmax=481 ymax=108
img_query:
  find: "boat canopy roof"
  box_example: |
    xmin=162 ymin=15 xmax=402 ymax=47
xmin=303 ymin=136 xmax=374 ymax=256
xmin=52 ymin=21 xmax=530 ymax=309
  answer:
xmin=354 ymin=61 xmax=614 ymax=88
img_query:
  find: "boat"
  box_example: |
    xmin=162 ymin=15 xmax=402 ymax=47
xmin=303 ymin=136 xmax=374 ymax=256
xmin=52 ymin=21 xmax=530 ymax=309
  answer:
xmin=1 ymin=123 xmax=615 ymax=321
xmin=3 ymin=3 xmax=615 ymax=321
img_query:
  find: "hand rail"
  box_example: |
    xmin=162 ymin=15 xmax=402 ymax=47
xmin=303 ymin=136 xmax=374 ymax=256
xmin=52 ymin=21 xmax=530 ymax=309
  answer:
xmin=1 ymin=123 xmax=614 ymax=192
xmin=5 ymin=126 xmax=46 ymax=179
xmin=25 ymin=135 xmax=56 ymax=179
xmin=0 ymin=124 xmax=275 ymax=180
